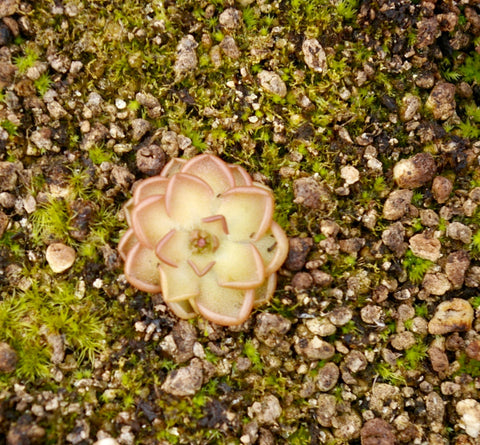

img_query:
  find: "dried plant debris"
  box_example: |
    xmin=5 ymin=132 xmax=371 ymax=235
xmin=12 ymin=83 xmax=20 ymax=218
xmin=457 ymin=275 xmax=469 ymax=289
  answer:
xmin=0 ymin=0 xmax=479 ymax=443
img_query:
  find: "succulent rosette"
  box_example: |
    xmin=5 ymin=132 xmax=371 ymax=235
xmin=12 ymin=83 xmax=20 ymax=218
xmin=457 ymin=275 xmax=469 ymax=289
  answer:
xmin=118 ymin=154 xmax=289 ymax=326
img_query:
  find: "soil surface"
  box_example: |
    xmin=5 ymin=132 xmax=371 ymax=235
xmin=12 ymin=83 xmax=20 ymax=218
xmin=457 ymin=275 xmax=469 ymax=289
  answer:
xmin=0 ymin=0 xmax=480 ymax=444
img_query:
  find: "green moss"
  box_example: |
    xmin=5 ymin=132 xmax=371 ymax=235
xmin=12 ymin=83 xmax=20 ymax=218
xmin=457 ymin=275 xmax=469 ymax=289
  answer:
xmin=402 ymin=250 xmax=433 ymax=284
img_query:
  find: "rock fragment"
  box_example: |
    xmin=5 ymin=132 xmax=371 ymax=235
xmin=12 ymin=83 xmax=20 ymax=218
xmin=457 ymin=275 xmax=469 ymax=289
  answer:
xmin=248 ymin=394 xmax=282 ymax=425
xmin=432 ymin=176 xmax=453 ymax=204
xmin=302 ymin=38 xmax=327 ymax=73
xmin=46 ymin=243 xmax=76 ymax=273
xmin=446 ymin=222 xmax=472 ymax=244
xmin=428 ymin=299 xmax=474 ymax=335
xmin=294 ymin=335 xmax=335 ymax=360
xmin=426 ymin=82 xmax=456 ymax=120
xmin=393 ymin=153 xmax=437 ymax=189
xmin=409 ymin=232 xmax=441 ymax=261
xmin=428 ymin=346 xmax=449 ymax=373
xmin=219 ymin=8 xmax=242 ymax=31
xmin=257 ymin=70 xmax=287 ymax=97
xmin=360 ymin=418 xmax=395 ymax=445
xmin=284 ymin=237 xmax=312 ymax=271
xmin=136 ymin=145 xmax=166 ymax=176
xmin=293 ymin=177 xmax=332 ymax=210
xmin=315 ymin=362 xmax=339 ymax=392
xmin=0 ymin=342 xmax=17 ymax=372
xmin=422 ymin=272 xmax=451 ymax=295
xmin=383 ymin=189 xmax=413 ymax=220
xmin=161 ymin=358 xmax=203 ymax=396
xmin=382 ymin=222 xmax=406 ymax=256
xmin=456 ymin=399 xmax=480 ymax=438
xmin=174 ymin=35 xmax=198 ymax=77
xmin=0 ymin=161 xmax=18 ymax=191
xmin=445 ymin=250 xmax=470 ymax=289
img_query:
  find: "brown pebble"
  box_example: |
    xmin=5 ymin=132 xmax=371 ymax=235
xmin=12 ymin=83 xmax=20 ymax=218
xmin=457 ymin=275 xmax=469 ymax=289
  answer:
xmin=0 ymin=342 xmax=17 ymax=373
xmin=432 ymin=176 xmax=453 ymax=204
xmin=291 ymin=272 xmax=313 ymax=290
xmin=46 ymin=243 xmax=76 ymax=273
xmin=428 ymin=346 xmax=449 ymax=373
xmin=428 ymin=298 xmax=474 ymax=335
xmin=360 ymin=418 xmax=395 ymax=445
xmin=284 ymin=237 xmax=313 ymax=271
xmin=393 ymin=153 xmax=437 ymax=189
xmin=465 ymin=340 xmax=480 ymax=361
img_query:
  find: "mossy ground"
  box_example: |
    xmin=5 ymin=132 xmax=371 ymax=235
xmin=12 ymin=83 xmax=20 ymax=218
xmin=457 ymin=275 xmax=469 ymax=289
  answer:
xmin=0 ymin=0 xmax=480 ymax=443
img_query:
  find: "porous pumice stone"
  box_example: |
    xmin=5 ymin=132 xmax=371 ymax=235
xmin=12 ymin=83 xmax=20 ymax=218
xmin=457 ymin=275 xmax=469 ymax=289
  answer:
xmin=46 ymin=242 xmax=76 ymax=273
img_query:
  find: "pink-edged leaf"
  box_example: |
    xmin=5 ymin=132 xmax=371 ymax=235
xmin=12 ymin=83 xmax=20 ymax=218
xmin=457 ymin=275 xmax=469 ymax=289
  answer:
xmin=181 ymin=154 xmax=235 ymax=195
xmin=118 ymin=228 xmax=138 ymax=261
xmin=160 ymin=157 xmax=187 ymax=178
xmin=131 ymin=195 xmax=174 ymax=249
xmin=214 ymin=241 xmax=265 ymax=289
xmin=158 ymin=262 xmax=200 ymax=302
xmin=133 ymin=176 xmax=169 ymax=204
xmin=229 ymin=164 xmax=253 ymax=186
xmin=195 ymin=273 xmax=255 ymax=326
xmin=155 ymin=229 xmax=189 ymax=267
xmin=253 ymin=273 xmax=277 ymax=307
xmin=217 ymin=186 xmax=274 ymax=241
xmin=124 ymin=243 xmax=162 ymax=293
xmin=253 ymin=221 xmax=289 ymax=275
xmin=165 ymin=173 xmax=214 ymax=227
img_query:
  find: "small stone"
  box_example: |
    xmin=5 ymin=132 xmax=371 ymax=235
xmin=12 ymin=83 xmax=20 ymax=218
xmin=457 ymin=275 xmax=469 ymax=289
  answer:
xmin=426 ymin=82 xmax=456 ymax=120
xmin=93 ymin=439 xmax=120 ymax=445
xmin=432 ymin=176 xmax=453 ymax=204
xmin=316 ymin=394 xmax=337 ymax=427
xmin=400 ymin=94 xmax=421 ymax=121
xmin=382 ymin=222 xmax=406 ymax=256
xmin=161 ymin=358 xmax=203 ymax=396
xmin=428 ymin=346 xmax=449 ymax=373
xmin=47 ymin=333 xmax=65 ymax=365
xmin=284 ymin=237 xmax=313 ymax=271
xmin=428 ymin=298 xmax=474 ymax=335
xmin=136 ymin=145 xmax=166 ymax=176
xmin=302 ymin=38 xmax=327 ymax=73
xmin=310 ymin=270 xmax=333 ymax=287
xmin=422 ymin=272 xmax=451 ymax=296
xmin=295 ymin=336 xmax=335 ymax=360
xmin=456 ymin=399 xmax=480 ymax=438
xmin=248 ymin=394 xmax=281 ymax=425
xmin=344 ymin=350 xmax=367 ymax=373
xmin=315 ymin=362 xmax=339 ymax=392
xmin=0 ymin=342 xmax=17 ymax=372
xmin=46 ymin=243 xmax=76 ymax=273
xmin=393 ymin=153 xmax=437 ymax=189
xmin=293 ymin=177 xmax=332 ymax=210
xmin=131 ymin=118 xmax=151 ymax=141
xmin=328 ymin=307 xmax=353 ymax=326
xmin=383 ymin=189 xmax=413 ymax=220
xmin=292 ymin=272 xmax=313 ymax=290
xmin=445 ymin=251 xmax=470 ymax=289
xmin=219 ymin=35 xmax=240 ymax=59
xmin=0 ymin=0 xmax=18 ymax=18
xmin=0 ymin=210 xmax=8 ymax=237
xmin=339 ymin=237 xmax=365 ymax=254
xmin=257 ymin=70 xmax=287 ymax=97
xmin=174 ymin=35 xmax=198 ymax=77
xmin=426 ymin=391 xmax=445 ymax=423
xmin=391 ymin=331 xmax=416 ymax=350
xmin=254 ymin=313 xmax=291 ymax=348
xmin=0 ymin=161 xmax=18 ymax=192
xmin=409 ymin=232 xmax=441 ymax=261
xmin=332 ymin=411 xmax=362 ymax=441
xmin=446 ymin=222 xmax=472 ymax=244
xmin=360 ymin=305 xmax=384 ymax=325
xmin=360 ymin=418 xmax=395 ymax=445
xmin=416 ymin=17 xmax=439 ymax=49
xmin=219 ymin=8 xmax=242 ymax=31
xmin=465 ymin=340 xmax=480 ymax=361
xmin=305 ymin=317 xmax=336 ymax=336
